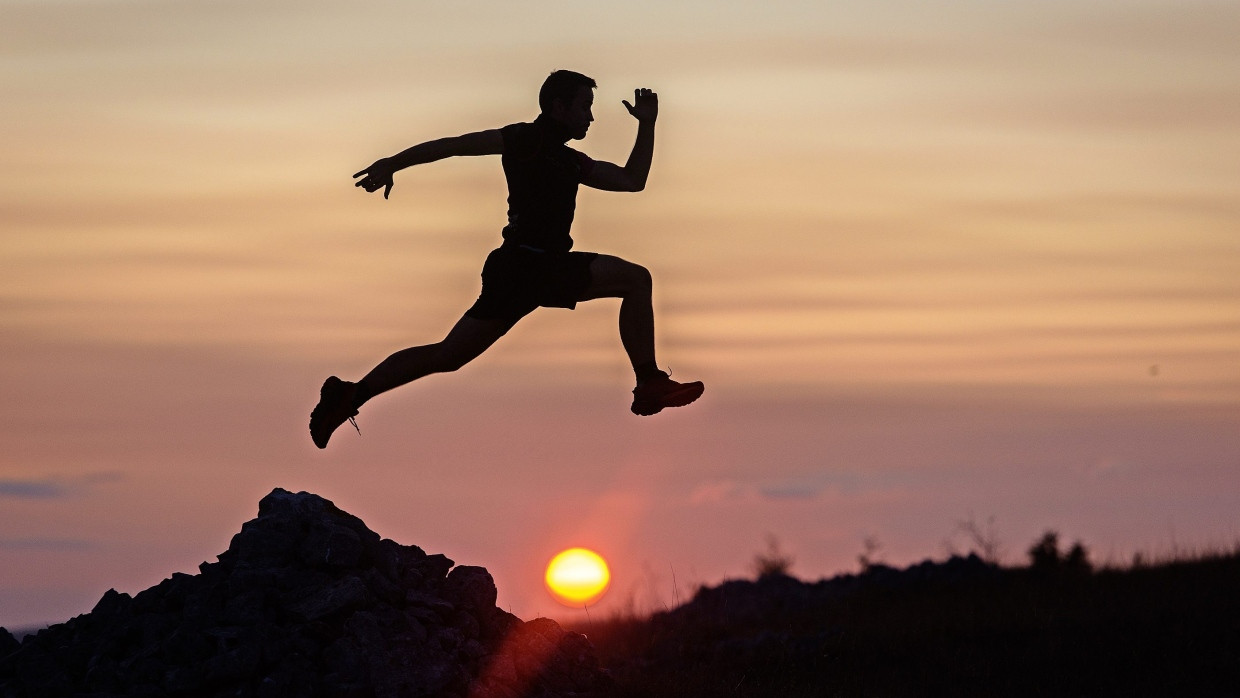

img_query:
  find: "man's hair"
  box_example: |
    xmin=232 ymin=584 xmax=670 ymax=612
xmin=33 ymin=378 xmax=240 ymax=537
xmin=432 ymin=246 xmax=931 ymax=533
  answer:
xmin=538 ymin=70 xmax=596 ymax=112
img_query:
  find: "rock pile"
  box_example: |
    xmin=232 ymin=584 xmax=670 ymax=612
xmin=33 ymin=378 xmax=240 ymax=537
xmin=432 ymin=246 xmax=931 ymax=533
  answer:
xmin=0 ymin=488 xmax=607 ymax=698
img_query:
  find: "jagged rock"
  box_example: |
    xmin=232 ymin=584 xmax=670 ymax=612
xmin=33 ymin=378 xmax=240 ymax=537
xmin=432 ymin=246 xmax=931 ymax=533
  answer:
xmin=0 ymin=488 xmax=609 ymax=698
xmin=444 ymin=565 xmax=499 ymax=614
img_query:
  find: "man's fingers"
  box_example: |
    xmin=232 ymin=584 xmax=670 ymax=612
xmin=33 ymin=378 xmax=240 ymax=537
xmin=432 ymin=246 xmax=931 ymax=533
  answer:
xmin=622 ymin=100 xmax=634 ymax=112
xmin=353 ymin=169 xmax=368 ymax=179
xmin=383 ymin=182 xmax=392 ymax=199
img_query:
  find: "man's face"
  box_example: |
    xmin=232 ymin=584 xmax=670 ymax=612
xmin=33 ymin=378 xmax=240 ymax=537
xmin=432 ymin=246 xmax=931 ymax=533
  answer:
xmin=550 ymin=87 xmax=594 ymax=140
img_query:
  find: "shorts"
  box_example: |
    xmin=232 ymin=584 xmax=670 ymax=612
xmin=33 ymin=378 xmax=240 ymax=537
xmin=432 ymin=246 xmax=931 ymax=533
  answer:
xmin=464 ymin=245 xmax=598 ymax=322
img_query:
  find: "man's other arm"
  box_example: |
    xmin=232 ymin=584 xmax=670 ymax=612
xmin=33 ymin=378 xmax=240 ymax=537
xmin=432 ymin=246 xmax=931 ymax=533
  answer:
xmin=354 ymin=129 xmax=504 ymax=199
xmin=582 ymin=88 xmax=657 ymax=193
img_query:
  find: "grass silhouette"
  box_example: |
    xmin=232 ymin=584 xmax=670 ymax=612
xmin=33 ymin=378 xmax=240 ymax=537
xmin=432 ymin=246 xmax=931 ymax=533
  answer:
xmin=568 ymin=539 xmax=1240 ymax=697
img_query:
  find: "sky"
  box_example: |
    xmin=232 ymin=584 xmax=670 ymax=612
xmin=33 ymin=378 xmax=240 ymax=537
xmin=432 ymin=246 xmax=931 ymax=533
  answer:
xmin=2 ymin=0 xmax=1238 ymax=628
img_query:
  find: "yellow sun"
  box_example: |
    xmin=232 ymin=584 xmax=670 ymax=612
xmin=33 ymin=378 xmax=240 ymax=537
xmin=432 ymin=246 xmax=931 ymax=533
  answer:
xmin=545 ymin=547 xmax=611 ymax=607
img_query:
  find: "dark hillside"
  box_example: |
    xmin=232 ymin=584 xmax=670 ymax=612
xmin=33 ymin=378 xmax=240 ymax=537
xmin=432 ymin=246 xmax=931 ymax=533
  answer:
xmin=573 ymin=552 xmax=1240 ymax=697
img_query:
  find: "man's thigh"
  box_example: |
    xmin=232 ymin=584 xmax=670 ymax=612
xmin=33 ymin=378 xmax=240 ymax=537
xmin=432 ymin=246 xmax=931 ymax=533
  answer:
xmin=578 ymin=254 xmax=649 ymax=301
xmin=437 ymin=314 xmax=519 ymax=367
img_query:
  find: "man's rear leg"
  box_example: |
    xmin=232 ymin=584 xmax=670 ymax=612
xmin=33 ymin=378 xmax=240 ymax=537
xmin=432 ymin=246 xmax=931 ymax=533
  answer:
xmin=309 ymin=315 xmax=516 ymax=448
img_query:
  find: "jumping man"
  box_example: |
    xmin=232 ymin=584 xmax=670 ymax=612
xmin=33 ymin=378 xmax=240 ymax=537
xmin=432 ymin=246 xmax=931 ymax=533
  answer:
xmin=310 ymin=70 xmax=704 ymax=448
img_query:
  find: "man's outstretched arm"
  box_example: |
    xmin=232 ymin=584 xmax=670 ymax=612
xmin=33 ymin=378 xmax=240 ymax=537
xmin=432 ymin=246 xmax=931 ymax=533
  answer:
xmin=583 ymin=88 xmax=658 ymax=193
xmin=354 ymin=129 xmax=504 ymax=199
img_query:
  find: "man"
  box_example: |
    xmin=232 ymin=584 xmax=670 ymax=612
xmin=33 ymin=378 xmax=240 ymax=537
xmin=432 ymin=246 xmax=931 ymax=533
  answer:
xmin=310 ymin=70 xmax=703 ymax=449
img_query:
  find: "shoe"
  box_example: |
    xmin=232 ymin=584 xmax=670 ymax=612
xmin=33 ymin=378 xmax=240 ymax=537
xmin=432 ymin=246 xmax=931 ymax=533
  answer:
xmin=631 ymin=371 xmax=704 ymax=416
xmin=309 ymin=376 xmax=360 ymax=449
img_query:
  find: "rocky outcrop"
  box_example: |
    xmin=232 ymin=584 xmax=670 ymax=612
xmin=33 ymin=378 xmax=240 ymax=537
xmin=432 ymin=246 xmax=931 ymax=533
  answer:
xmin=0 ymin=488 xmax=607 ymax=698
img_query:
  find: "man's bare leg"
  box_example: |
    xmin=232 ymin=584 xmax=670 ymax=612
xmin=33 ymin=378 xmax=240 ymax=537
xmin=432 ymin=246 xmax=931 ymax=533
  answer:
xmin=310 ymin=315 xmax=515 ymax=447
xmin=579 ymin=254 xmax=657 ymax=373
xmin=353 ymin=315 xmax=517 ymax=407
xmin=579 ymin=254 xmax=703 ymax=415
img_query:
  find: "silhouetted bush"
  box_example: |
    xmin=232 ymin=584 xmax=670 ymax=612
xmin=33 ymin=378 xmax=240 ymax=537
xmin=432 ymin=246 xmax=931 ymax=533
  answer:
xmin=749 ymin=534 xmax=795 ymax=580
xmin=1028 ymin=530 xmax=1092 ymax=574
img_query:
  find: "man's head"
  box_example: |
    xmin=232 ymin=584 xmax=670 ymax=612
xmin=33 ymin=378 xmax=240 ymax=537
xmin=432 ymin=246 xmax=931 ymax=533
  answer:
xmin=539 ymin=70 xmax=596 ymax=140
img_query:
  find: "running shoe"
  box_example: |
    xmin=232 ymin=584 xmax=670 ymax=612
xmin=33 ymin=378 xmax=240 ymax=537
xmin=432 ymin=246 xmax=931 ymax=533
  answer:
xmin=631 ymin=372 xmax=704 ymax=416
xmin=309 ymin=376 xmax=359 ymax=449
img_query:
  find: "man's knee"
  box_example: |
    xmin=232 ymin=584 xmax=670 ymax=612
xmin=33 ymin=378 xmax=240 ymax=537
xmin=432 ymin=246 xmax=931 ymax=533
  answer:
xmin=625 ymin=262 xmax=653 ymax=295
xmin=438 ymin=355 xmax=469 ymax=374
xmin=428 ymin=342 xmax=471 ymax=374
xmin=430 ymin=317 xmax=511 ymax=373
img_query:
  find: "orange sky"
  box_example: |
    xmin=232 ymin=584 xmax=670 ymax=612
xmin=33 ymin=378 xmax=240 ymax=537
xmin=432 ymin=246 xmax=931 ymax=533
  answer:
xmin=3 ymin=1 xmax=1239 ymax=627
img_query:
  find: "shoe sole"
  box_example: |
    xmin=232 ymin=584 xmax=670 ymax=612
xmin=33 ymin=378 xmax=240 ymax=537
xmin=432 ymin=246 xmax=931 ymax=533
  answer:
xmin=631 ymin=382 xmax=704 ymax=416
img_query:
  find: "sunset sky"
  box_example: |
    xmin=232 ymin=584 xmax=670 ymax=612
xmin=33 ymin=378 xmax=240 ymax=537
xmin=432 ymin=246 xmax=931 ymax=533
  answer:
xmin=3 ymin=0 xmax=1238 ymax=628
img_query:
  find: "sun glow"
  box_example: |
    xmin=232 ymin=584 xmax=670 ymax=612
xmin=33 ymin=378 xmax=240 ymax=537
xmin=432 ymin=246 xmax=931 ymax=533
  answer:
xmin=545 ymin=548 xmax=611 ymax=607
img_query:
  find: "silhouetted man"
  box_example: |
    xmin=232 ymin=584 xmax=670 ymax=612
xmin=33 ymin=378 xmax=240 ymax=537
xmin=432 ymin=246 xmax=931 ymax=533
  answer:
xmin=310 ymin=70 xmax=703 ymax=448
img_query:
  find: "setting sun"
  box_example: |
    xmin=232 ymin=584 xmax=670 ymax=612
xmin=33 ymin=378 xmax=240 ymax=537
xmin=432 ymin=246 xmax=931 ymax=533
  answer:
xmin=545 ymin=548 xmax=611 ymax=607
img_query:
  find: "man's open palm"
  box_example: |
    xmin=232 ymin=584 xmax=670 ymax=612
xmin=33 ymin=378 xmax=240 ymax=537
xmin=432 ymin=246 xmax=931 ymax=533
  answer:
xmin=623 ymin=88 xmax=658 ymax=123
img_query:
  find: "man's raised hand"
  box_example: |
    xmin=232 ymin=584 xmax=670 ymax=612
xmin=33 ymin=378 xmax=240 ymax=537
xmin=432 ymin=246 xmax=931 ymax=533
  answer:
xmin=622 ymin=88 xmax=658 ymax=123
xmin=353 ymin=159 xmax=395 ymax=199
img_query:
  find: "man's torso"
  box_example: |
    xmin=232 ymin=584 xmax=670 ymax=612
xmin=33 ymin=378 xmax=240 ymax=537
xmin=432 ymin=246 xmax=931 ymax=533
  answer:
xmin=499 ymin=116 xmax=595 ymax=253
